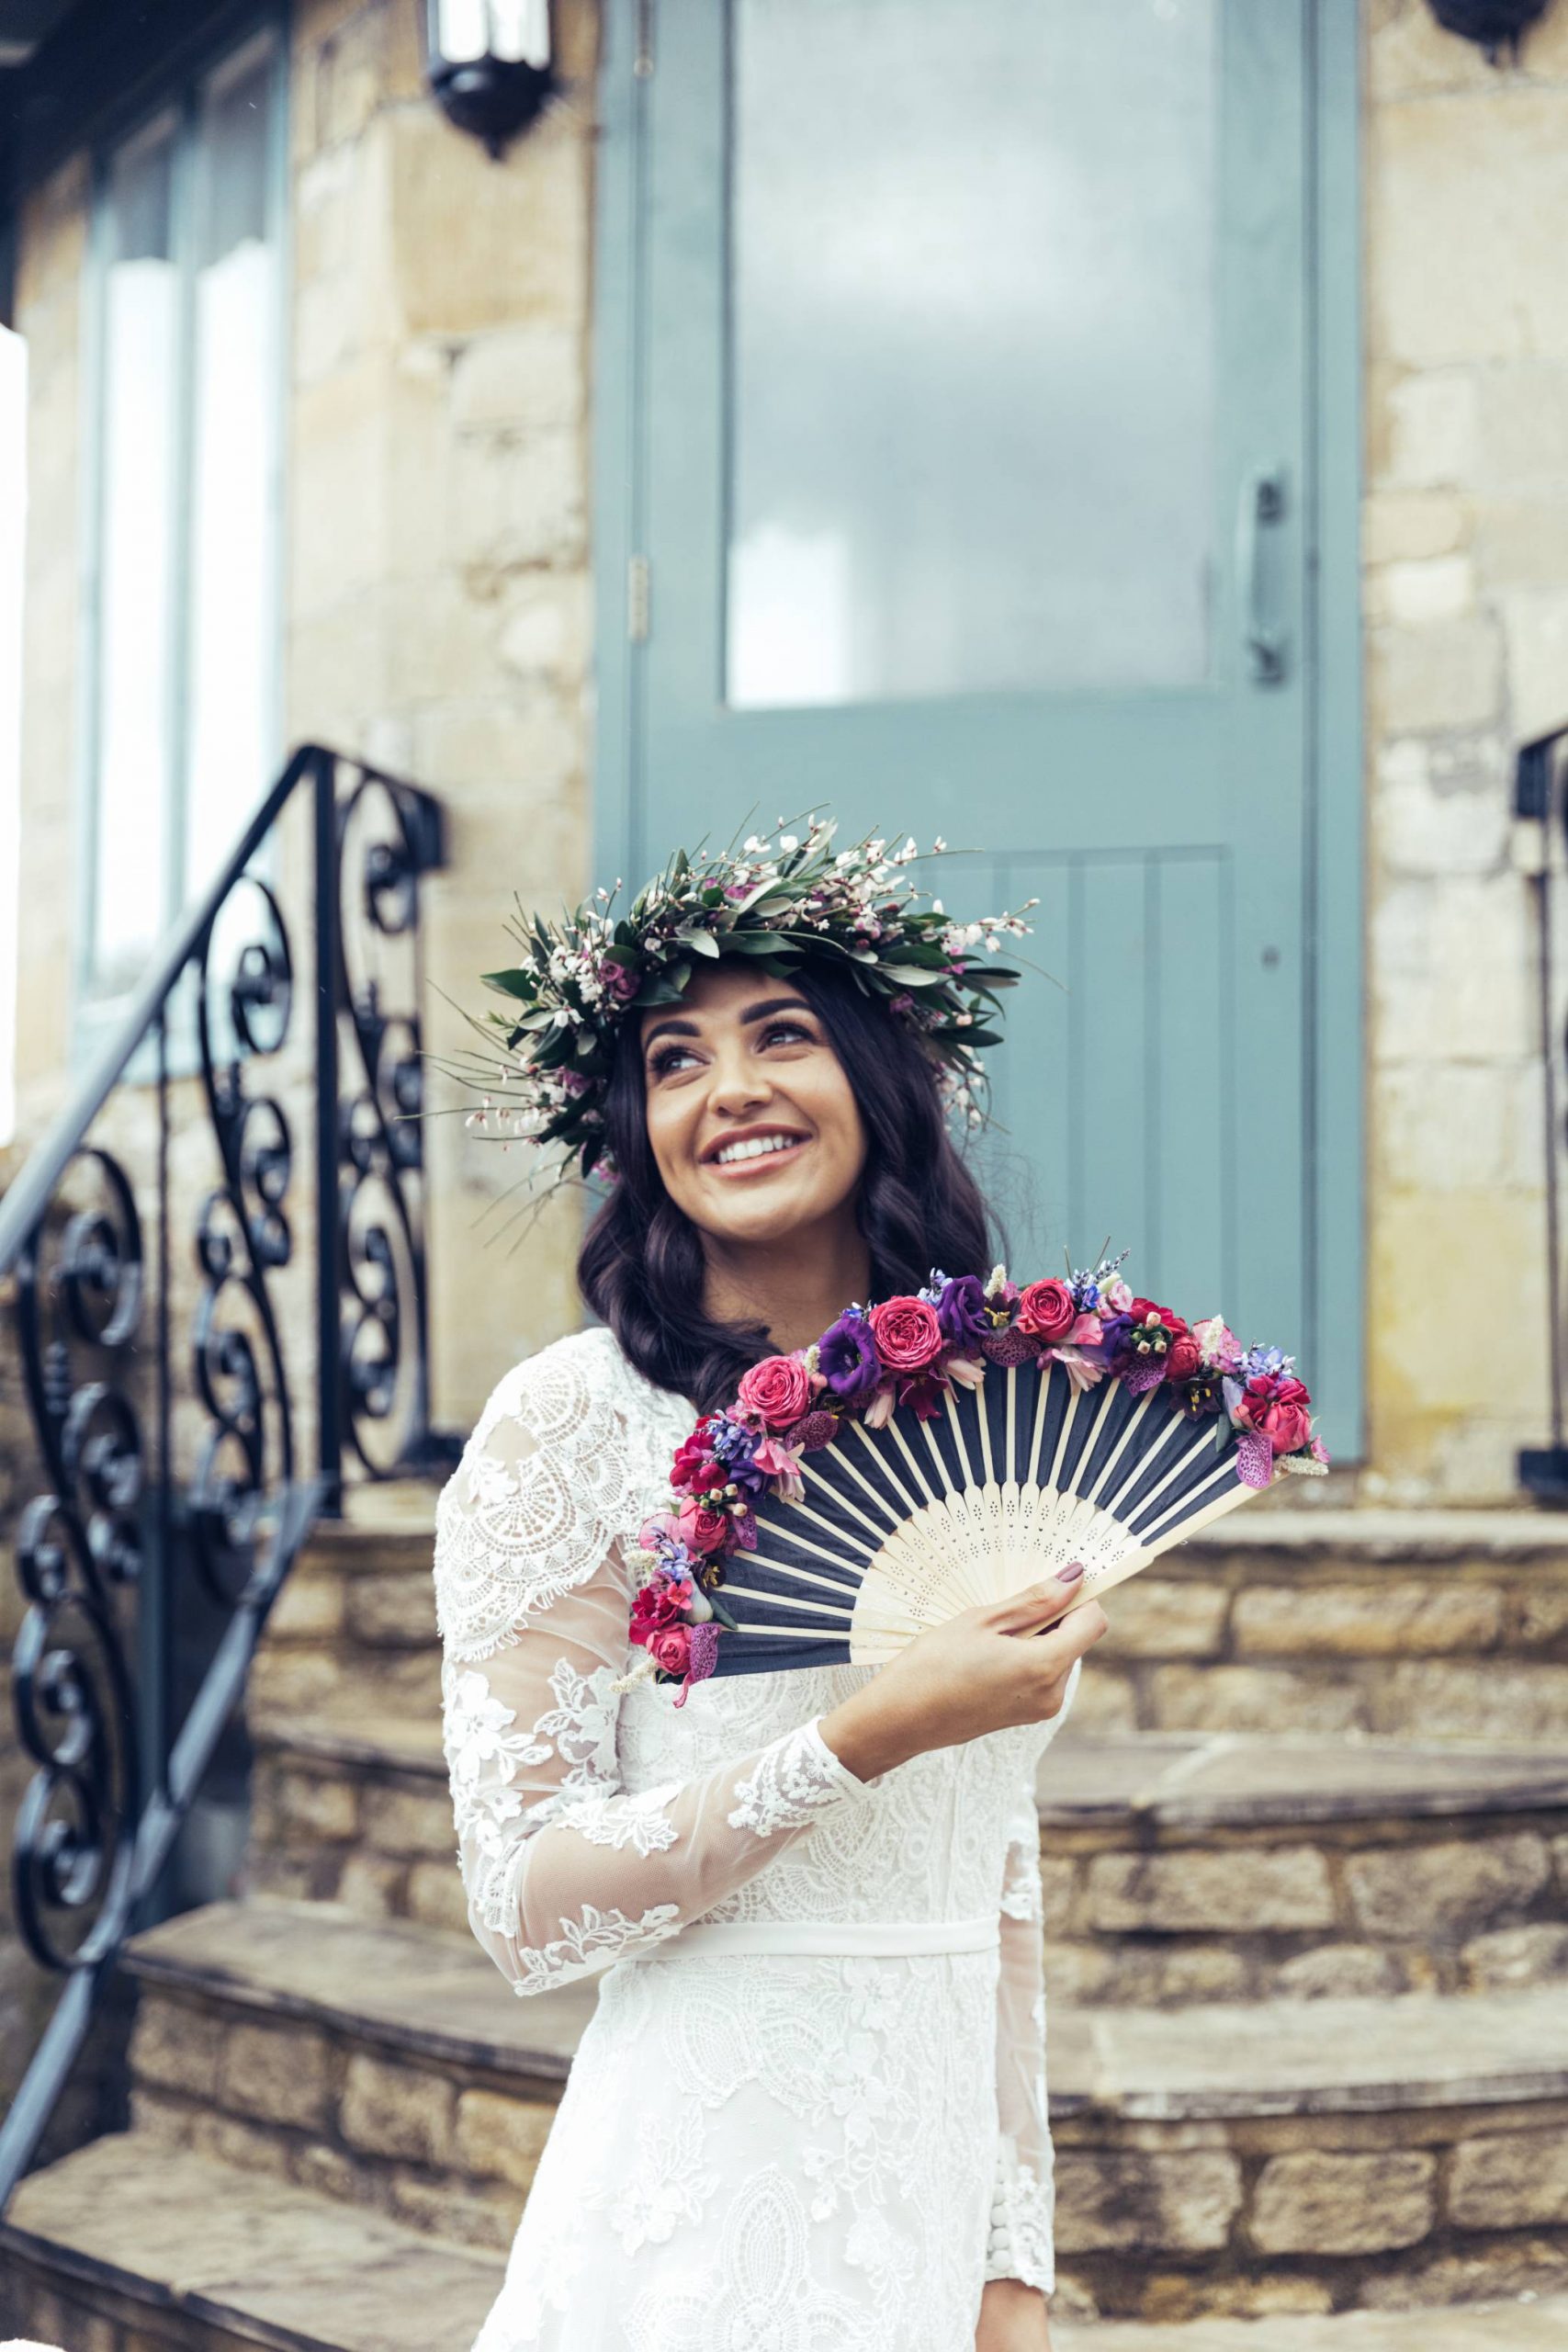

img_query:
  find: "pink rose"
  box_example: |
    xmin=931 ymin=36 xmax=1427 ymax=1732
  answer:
xmin=1165 ymin=1334 xmax=1201 ymax=1384
xmin=649 ymin=1624 xmax=692 ymax=1678
xmin=1016 ymin=1279 xmax=1077 ymax=1342
xmin=678 ymin=1500 xmax=732 ymax=1555
xmin=867 ymin=1295 xmax=944 ymax=1372
xmin=1257 ymin=1397 xmax=1314 ymax=1455
xmin=736 ymin=1353 xmax=812 ymax=1431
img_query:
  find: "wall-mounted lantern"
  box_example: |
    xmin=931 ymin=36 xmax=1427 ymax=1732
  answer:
xmin=424 ymin=0 xmax=553 ymax=159
xmin=1425 ymin=0 xmax=1553 ymax=64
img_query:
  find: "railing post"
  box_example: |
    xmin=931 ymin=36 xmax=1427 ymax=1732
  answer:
xmin=313 ymin=748 xmax=344 ymax=1517
xmin=1517 ymin=724 xmax=1568 ymax=1499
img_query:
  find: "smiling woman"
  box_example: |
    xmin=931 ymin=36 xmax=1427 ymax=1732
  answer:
xmin=434 ymin=832 xmax=1100 ymax=2352
xmin=581 ymin=955 xmax=994 ymax=1407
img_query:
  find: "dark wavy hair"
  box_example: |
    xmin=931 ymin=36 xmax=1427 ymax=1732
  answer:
xmin=578 ymin=959 xmax=996 ymax=1410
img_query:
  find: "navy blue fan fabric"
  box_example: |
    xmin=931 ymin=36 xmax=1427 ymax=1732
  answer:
xmin=707 ymin=1359 xmax=1247 ymax=1678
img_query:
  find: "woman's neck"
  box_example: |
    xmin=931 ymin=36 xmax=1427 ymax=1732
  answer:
xmin=702 ymin=1214 xmax=873 ymax=1355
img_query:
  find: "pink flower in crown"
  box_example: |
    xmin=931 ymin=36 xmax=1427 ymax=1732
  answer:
xmin=598 ymin=959 xmax=640 ymax=1002
xmin=1100 ymin=1276 xmax=1134 ymax=1315
xmin=751 ymin=1433 xmax=806 ymax=1502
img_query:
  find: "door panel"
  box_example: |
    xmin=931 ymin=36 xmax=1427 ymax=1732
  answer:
xmin=621 ymin=0 xmax=1315 ymax=1365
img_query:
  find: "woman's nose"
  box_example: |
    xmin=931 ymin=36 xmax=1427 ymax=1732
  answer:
xmin=707 ymin=1047 xmax=772 ymax=1116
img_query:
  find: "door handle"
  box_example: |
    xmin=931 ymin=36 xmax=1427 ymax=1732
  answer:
xmin=1236 ymin=466 xmax=1286 ymax=685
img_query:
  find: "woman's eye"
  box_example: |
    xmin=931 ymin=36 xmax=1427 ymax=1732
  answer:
xmin=761 ymin=1021 xmax=813 ymax=1049
xmin=649 ymin=1044 xmax=699 ymax=1078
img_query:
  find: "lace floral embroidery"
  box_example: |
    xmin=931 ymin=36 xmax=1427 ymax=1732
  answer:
xmin=728 ymin=1721 xmax=860 ymax=1837
xmin=508 ymin=1901 xmax=682 ymax=1996
xmin=549 ymin=1783 xmax=682 ymax=1856
xmin=999 ymin=1829 xmax=1043 ymax=1924
xmin=986 ymin=2142 xmax=1055 ymax=2292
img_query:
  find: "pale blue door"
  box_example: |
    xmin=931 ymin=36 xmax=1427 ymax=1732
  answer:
xmin=600 ymin=0 xmax=1355 ymax=1442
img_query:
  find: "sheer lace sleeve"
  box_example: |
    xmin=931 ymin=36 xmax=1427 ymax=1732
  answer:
xmin=984 ymin=1747 xmax=1064 ymax=2294
xmin=433 ymin=1345 xmax=874 ymax=1996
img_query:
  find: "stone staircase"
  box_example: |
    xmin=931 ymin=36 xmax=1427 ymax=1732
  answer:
xmin=3 ymin=1500 xmax=1568 ymax=2348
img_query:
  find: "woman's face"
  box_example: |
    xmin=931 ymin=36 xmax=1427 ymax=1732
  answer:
xmin=639 ymin=961 xmax=868 ymax=1248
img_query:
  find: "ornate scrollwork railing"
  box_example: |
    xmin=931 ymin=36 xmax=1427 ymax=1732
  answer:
xmin=0 ymin=744 xmax=451 ymax=2202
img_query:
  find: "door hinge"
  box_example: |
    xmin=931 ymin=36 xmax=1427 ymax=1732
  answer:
xmin=627 ymin=554 xmax=650 ymax=642
xmin=635 ymin=0 xmax=654 ymax=76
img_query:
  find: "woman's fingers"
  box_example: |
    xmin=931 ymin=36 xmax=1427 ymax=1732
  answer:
xmin=988 ymin=1567 xmax=1089 ymax=1636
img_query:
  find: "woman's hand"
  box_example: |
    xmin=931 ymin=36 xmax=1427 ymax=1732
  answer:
xmin=976 ymin=2278 xmax=1054 ymax=2350
xmin=818 ymin=1567 xmax=1107 ymax=1781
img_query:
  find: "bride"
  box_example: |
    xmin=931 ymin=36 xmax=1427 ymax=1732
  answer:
xmin=432 ymin=827 xmax=1107 ymax=2352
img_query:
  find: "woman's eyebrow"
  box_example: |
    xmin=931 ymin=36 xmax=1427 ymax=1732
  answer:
xmin=642 ymin=1014 xmax=700 ymax=1050
xmin=739 ymin=997 xmax=814 ymax=1026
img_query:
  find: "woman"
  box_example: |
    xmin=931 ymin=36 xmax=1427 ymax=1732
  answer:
xmin=434 ymin=828 xmax=1108 ymax=2352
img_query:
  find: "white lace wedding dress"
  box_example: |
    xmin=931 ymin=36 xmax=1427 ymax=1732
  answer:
xmin=433 ymin=1325 xmax=1080 ymax=2352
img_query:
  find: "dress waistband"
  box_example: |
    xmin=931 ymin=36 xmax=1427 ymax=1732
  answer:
xmin=638 ymin=1915 xmax=1000 ymax=1961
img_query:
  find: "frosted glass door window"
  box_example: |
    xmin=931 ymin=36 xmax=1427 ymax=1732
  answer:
xmin=85 ymin=30 xmax=281 ymax=1008
xmin=185 ymin=34 xmax=281 ymax=905
xmin=92 ymin=119 xmax=180 ymax=996
xmin=727 ymin=0 xmax=1218 ymax=709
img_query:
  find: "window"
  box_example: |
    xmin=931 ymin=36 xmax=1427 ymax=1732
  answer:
xmin=84 ymin=25 xmax=285 ymax=1006
xmin=0 ymin=322 xmax=24 ymax=1142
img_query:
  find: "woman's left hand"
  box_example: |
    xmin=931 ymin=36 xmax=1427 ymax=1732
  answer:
xmin=976 ymin=2278 xmax=1053 ymax=2350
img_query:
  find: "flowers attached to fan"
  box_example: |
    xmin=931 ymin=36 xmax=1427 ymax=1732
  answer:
xmin=624 ymin=1257 xmax=1329 ymax=1695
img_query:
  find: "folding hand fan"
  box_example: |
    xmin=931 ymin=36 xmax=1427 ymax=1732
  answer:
xmin=626 ymin=1263 xmax=1326 ymax=1693
xmin=705 ymin=1356 xmax=1258 ymax=1676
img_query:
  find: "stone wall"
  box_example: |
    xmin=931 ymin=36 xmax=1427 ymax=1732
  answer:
xmin=1362 ymin=0 xmax=1568 ymax=1498
xmin=284 ymin=0 xmax=597 ymax=1429
xmin=13 ymin=0 xmax=1568 ymax=1496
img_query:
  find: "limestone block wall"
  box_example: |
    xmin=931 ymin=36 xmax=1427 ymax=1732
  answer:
xmin=284 ymin=0 xmax=598 ymax=1429
xmin=1362 ymin=0 xmax=1568 ymax=1498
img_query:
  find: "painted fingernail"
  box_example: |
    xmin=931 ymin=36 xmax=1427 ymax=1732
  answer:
xmin=1058 ymin=1561 xmax=1086 ymax=1585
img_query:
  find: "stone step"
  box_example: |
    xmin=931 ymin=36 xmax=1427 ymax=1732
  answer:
xmin=1055 ymin=2301 xmax=1568 ymax=2349
xmin=5 ymin=2131 xmax=1561 ymax=2352
xmin=121 ymin=1898 xmax=588 ymax=2254
xmin=118 ymin=1900 xmax=1568 ymax=2318
xmin=1093 ymin=1510 xmax=1568 ymax=1742
xmin=0 ymin=2132 xmax=504 ymax=2352
xmin=1036 ymin=1730 xmax=1568 ymax=2005
xmin=247 ymin=1706 xmax=1568 ymax=2006
xmin=254 ymin=1502 xmax=1568 ymax=1741
xmin=1044 ymin=1982 xmax=1568 ymax=2320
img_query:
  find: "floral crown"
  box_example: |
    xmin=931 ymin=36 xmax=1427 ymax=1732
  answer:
xmin=462 ymin=818 xmax=1034 ymax=1182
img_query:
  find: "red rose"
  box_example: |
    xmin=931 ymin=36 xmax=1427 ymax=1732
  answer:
xmin=630 ymin=1580 xmax=687 ymax=1645
xmin=1257 ymin=1397 xmax=1314 ymax=1455
xmin=868 ymin=1295 xmax=944 ymax=1373
xmin=671 ymin=1430 xmax=722 ymax=1493
xmin=649 ymin=1624 xmax=692 ymax=1678
xmin=736 ymin=1353 xmax=812 ymax=1431
xmin=678 ymin=1500 xmax=732 ymax=1555
xmin=1165 ymin=1334 xmax=1201 ymax=1383
xmin=1016 ymin=1279 xmax=1076 ymax=1342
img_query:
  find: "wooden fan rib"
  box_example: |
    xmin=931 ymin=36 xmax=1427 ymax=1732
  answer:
xmin=807 ymin=1444 xmax=902 ymax=1535
xmin=1086 ymin=1385 xmax=1163 ymax=1507
xmin=773 ymin=1490 xmax=880 ymax=1559
xmin=846 ymin=1419 xmax=929 ymax=1514
xmin=742 ymin=1544 xmax=874 ymax=1598
xmin=727 ymin=1584 xmax=854 ymax=1622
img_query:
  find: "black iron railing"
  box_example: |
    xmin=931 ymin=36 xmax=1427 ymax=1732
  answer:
xmin=0 ymin=743 xmax=454 ymax=2202
xmin=1517 ymin=723 xmax=1568 ymax=1500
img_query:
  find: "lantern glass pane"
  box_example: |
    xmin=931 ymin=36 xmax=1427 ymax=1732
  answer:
xmin=436 ymin=0 xmax=490 ymax=65
xmin=726 ymin=0 xmax=1219 ymax=708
